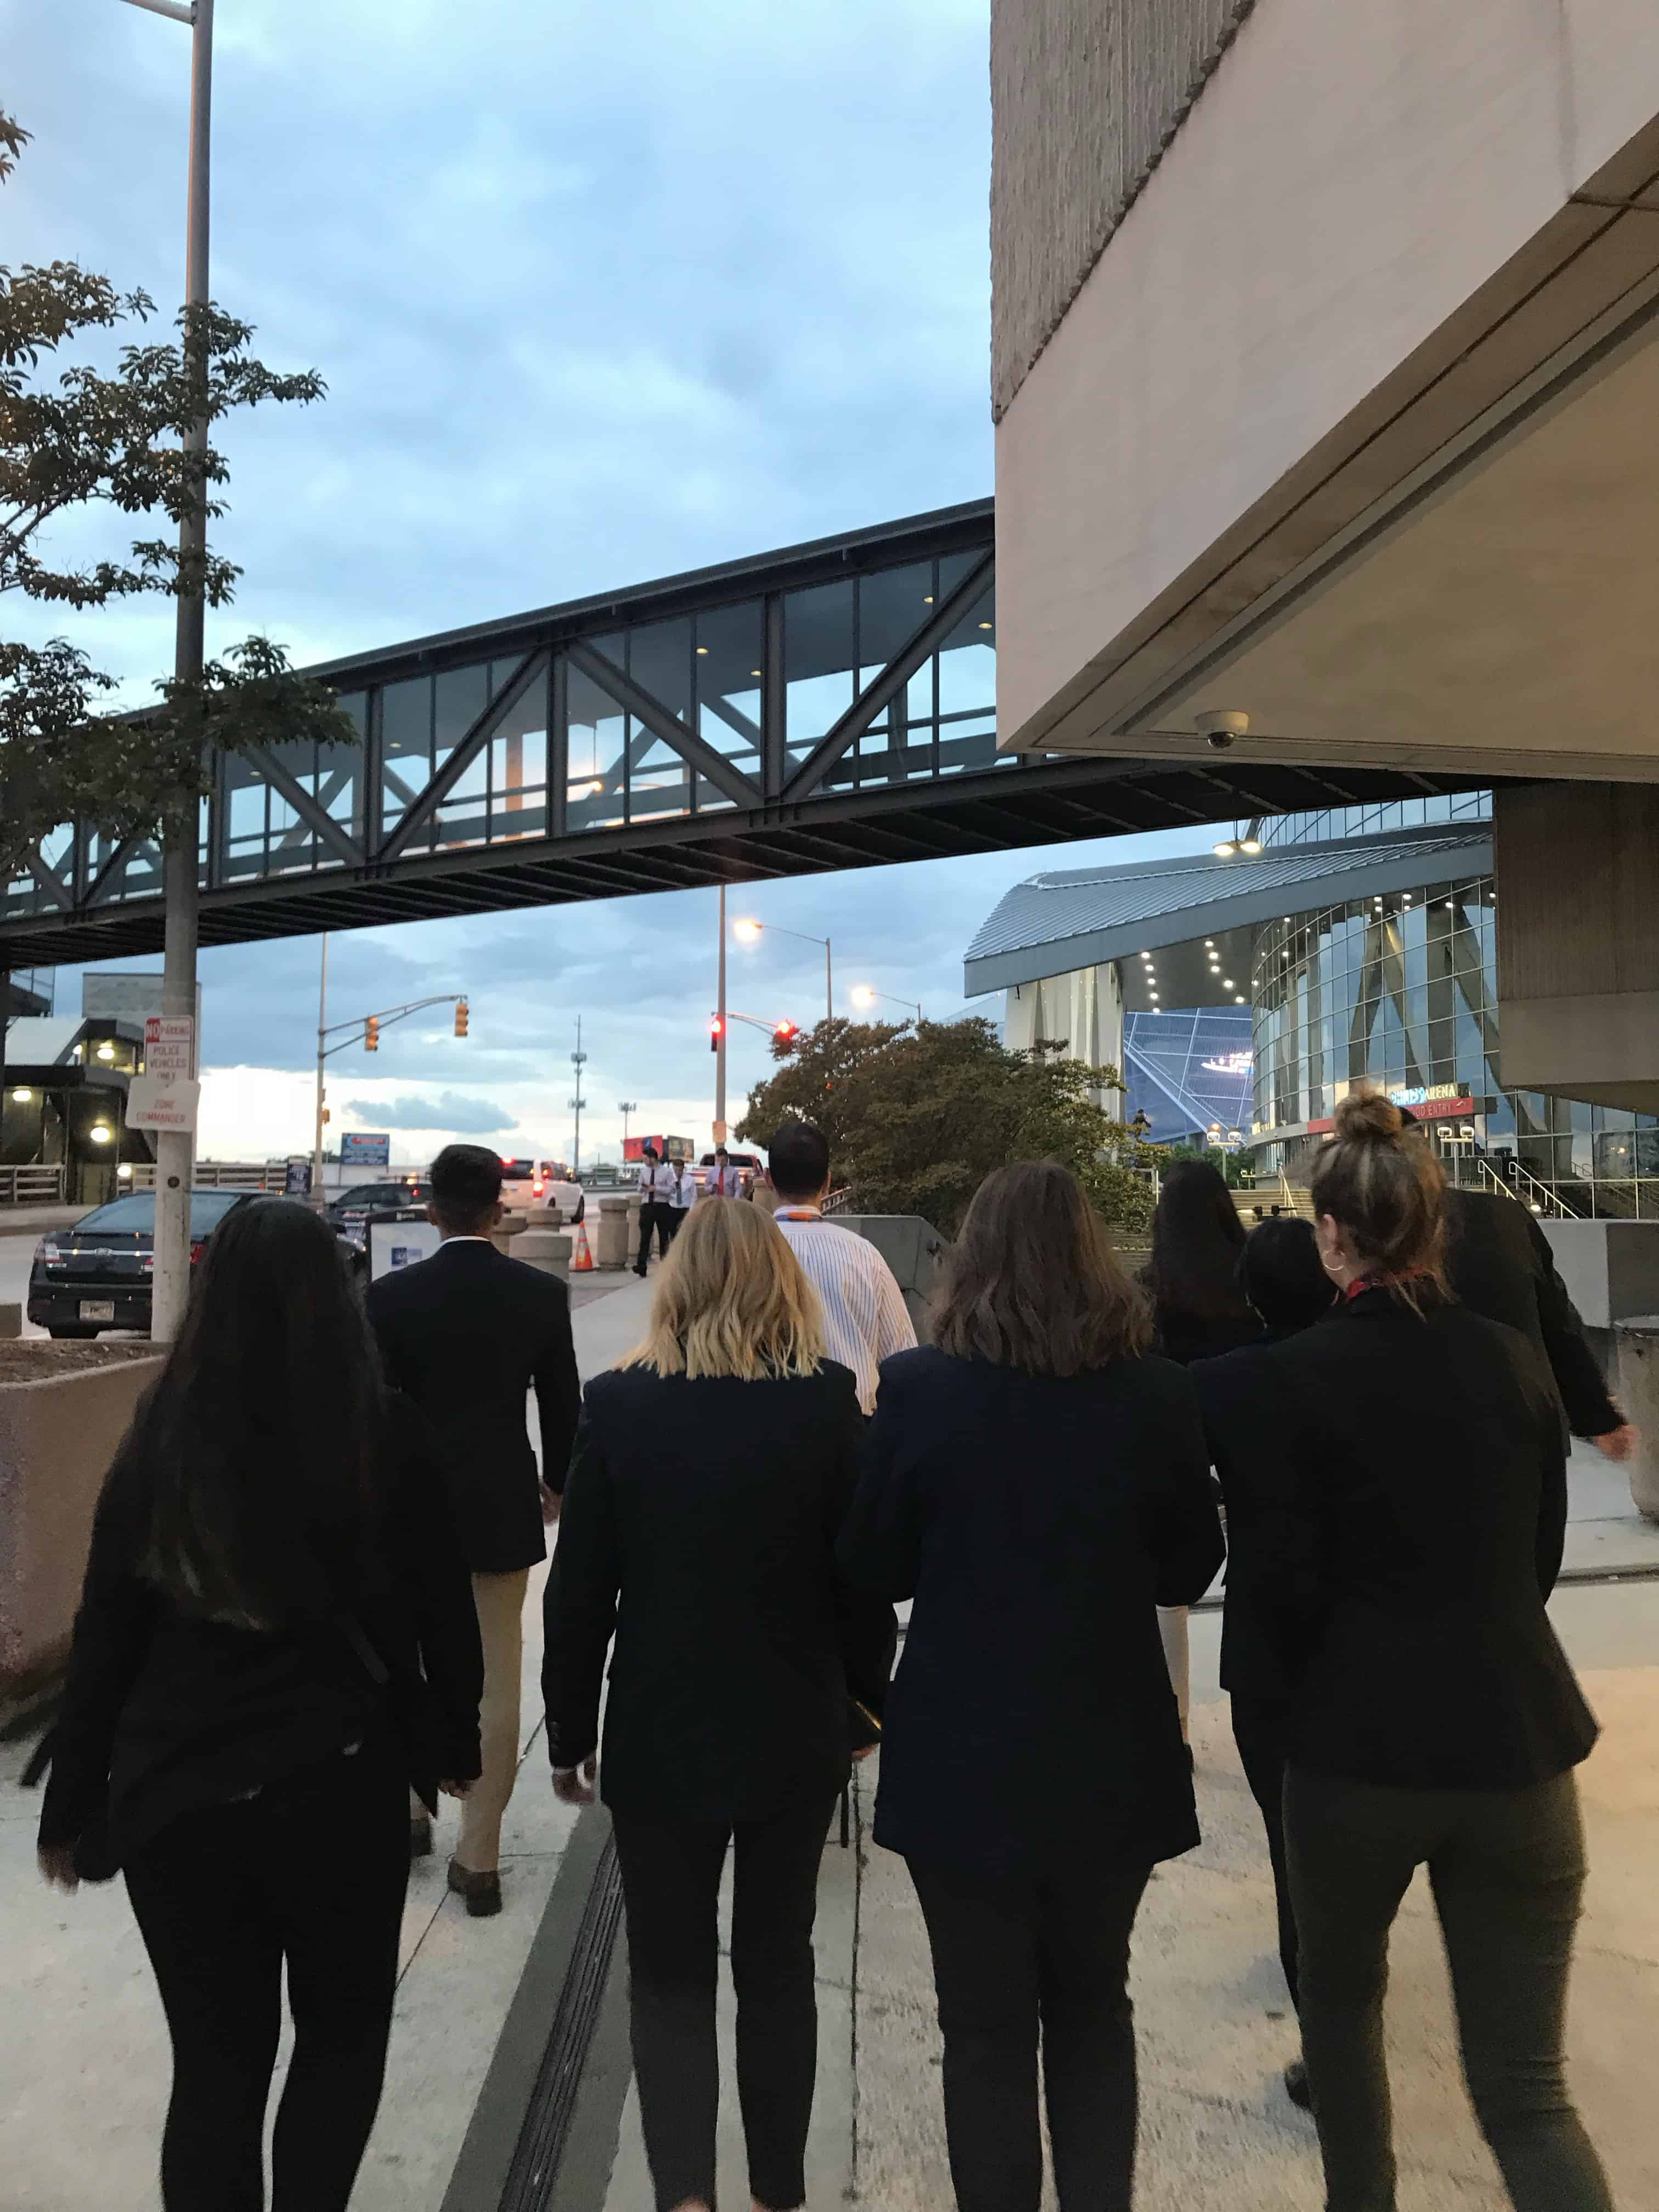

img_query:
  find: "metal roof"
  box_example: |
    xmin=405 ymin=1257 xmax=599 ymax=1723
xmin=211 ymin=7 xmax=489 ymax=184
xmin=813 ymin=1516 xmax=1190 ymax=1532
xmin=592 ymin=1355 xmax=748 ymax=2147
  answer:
xmin=963 ymin=823 xmax=1494 ymax=996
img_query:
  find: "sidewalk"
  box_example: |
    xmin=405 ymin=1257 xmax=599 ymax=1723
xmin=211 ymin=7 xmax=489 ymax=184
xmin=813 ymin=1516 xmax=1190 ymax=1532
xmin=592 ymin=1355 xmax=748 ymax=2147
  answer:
xmin=0 ymin=1270 xmax=657 ymax=2212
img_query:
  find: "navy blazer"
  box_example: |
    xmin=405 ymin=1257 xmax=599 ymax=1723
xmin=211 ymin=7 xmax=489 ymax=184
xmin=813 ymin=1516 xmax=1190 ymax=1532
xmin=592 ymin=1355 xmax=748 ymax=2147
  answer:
xmin=839 ymin=1345 xmax=1225 ymax=1878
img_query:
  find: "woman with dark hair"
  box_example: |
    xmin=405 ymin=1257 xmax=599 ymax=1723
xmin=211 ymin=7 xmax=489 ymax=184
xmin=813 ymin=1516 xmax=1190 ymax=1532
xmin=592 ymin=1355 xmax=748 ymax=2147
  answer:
xmin=33 ymin=1199 xmax=483 ymax=2212
xmin=838 ymin=1161 xmax=1224 ymax=2212
xmin=1257 ymin=1094 xmax=1612 ymax=2212
xmin=1143 ymin=1154 xmax=1261 ymax=1365
xmin=1190 ymin=1215 xmax=1336 ymax=2108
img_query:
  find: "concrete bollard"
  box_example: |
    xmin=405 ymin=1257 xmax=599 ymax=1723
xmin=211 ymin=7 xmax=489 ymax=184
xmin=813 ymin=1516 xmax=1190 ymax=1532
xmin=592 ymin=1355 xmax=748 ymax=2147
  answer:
xmin=627 ymin=1193 xmax=643 ymax=1266
xmin=514 ymin=1228 xmax=572 ymax=1282
xmin=0 ymin=1305 xmax=20 ymax=1341
xmin=489 ymin=1210 xmax=529 ymax=1259
xmin=596 ymin=1196 xmax=631 ymax=1270
xmin=1614 ymin=1317 xmax=1659 ymax=1522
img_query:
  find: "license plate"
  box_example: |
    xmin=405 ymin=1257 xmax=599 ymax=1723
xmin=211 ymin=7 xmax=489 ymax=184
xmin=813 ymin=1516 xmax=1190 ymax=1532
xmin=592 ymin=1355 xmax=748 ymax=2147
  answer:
xmin=78 ymin=1300 xmax=116 ymax=1323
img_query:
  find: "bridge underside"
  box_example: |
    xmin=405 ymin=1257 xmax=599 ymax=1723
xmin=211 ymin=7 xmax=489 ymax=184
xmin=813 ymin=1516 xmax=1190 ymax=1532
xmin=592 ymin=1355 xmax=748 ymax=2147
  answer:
xmin=1 ymin=501 xmax=1492 ymax=970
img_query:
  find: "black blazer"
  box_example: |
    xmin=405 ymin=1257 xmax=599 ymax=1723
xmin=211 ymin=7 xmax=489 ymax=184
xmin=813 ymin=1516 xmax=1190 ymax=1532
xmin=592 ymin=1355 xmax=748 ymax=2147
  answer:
xmin=1151 ymin=1302 xmax=1263 ymax=1368
xmin=542 ymin=1362 xmax=896 ymax=1824
xmin=1446 ymin=1188 xmax=1620 ymax=1439
xmin=37 ymin=1393 xmax=483 ymax=1872
xmin=838 ymin=1345 xmax=1226 ymax=1878
xmin=1254 ymin=1287 xmax=1598 ymax=1792
xmin=1192 ymin=1325 xmax=1322 ymax=1702
xmin=368 ymin=1239 xmax=582 ymax=1573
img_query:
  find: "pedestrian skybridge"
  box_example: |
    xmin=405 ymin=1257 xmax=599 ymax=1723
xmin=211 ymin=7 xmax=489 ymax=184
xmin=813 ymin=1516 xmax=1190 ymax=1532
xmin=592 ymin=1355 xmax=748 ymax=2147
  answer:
xmin=1 ymin=501 xmax=1491 ymax=970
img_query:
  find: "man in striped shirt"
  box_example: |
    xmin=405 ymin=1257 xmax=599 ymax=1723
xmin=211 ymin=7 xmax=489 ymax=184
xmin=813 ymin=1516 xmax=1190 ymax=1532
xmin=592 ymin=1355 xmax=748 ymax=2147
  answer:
xmin=768 ymin=1122 xmax=916 ymax=1415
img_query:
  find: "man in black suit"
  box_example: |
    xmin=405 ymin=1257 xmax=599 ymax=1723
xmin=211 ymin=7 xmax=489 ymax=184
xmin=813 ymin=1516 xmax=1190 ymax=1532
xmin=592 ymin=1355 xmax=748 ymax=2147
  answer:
xmin=368 ymin=1143 xmax=581 ymax=1916
xmin=1442 ymin=1184 xmax=1634 ymax=1457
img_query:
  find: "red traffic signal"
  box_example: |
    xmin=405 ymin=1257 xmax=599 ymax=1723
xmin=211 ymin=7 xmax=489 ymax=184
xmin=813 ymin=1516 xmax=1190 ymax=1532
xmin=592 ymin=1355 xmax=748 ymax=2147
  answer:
xmin=774 ymin=1019 xmax=798 ymax=1041
xmin=709 ymin=1016 xmax=724 ymax=1053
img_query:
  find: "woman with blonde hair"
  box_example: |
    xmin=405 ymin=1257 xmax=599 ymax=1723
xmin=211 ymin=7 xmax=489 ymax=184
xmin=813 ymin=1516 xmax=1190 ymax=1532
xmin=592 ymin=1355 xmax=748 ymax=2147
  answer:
xmin=1259 ymin=1091 xmax=1611 ymax=2212
xmin=542 ymin=1198 xmax=896 ymax=2212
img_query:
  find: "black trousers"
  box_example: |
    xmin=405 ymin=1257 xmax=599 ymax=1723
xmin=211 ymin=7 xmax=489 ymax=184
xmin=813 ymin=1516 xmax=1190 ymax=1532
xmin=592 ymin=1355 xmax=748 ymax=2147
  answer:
xmin=1286 ymin=1764 xmax=1613 ymax=2212
xmin=611 ymin=1795 xmax=838 ymax=2212
xmin=123 ymin=1740 xmax=409 ymax=2212
xmin=634 ymin=1201 xmax=672 ymax=1273
xmin=1230 ymin=1692 xmax=1300 ymax=2008
xmin=907 ymin=1854 xmax=1152 ymax=2212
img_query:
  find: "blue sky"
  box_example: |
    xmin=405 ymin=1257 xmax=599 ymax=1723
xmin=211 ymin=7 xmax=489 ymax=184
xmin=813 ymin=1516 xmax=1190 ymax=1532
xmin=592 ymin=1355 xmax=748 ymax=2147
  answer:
xmin=7 ymin=0 xmax=1218 ymax=1162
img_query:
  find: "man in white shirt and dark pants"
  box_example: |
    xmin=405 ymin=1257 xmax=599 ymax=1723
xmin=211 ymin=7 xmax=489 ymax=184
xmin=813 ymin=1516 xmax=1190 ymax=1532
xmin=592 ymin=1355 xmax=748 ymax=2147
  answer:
xmin=699 ymin=1144 xmax=744 ymax=1201
xmin=635 ymin=1148 xmax=679 ymax=1275
xmin=664 ymin=1152 xmax=696 ymax=1241
xmin=766 ymin=1121 xmax=916 ymax=1415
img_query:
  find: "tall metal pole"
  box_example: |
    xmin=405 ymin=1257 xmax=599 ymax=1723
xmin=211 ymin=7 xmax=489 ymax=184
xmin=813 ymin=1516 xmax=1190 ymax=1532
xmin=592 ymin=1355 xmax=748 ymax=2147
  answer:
xmin=569 ymin=1015 xmax=587 ymax=1176
xmin=151 ymin=0 xmax=213 ymax=1341
xmin=312 ymin=932 xmax=329 ymax=1203
xmin=825 ymin=940 xmax=832 ymax=1027
xmin=714 ymin=883 xmax=727 ymax=1142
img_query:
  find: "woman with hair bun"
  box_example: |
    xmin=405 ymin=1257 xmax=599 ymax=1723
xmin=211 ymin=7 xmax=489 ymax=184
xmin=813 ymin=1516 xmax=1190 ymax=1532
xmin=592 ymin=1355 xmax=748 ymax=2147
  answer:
xmin=1256 ymin=1091 xmax=1613 ymax=2212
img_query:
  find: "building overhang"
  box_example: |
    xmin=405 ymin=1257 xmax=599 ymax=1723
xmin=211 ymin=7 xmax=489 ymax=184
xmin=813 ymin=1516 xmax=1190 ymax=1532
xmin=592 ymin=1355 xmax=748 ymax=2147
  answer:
xmin=994 ymin=5 xmax=1659 ymax=790
xmin=963 ymin=823 xmax=1493 ymax=1000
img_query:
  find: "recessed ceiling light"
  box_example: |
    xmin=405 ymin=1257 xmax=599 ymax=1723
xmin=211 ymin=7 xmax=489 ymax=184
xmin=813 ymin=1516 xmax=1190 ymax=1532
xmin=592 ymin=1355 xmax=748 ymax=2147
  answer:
xmin=696 ymin=646 xmax=709 ymax=656
xmin=751 ymin=668 xmax=761 ymax=677
xmin=978 ymin=622 xmax=992 ymax=630
xmin=1234 ymin=996 xmax=1246 ymax=1005
xmin=1223 ymin=979 xmax=1234 ymax=988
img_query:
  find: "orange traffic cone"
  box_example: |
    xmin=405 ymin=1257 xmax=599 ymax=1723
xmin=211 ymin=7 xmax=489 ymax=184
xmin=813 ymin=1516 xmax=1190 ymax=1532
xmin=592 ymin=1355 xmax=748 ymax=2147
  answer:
xmin=572 ymin=1218 xmax=595 ymax=1272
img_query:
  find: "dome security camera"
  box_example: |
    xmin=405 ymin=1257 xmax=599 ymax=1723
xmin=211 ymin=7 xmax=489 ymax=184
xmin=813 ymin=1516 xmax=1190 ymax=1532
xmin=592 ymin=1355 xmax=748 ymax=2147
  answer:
xmin=1195 ymin=709 xmax=1250 ymax=752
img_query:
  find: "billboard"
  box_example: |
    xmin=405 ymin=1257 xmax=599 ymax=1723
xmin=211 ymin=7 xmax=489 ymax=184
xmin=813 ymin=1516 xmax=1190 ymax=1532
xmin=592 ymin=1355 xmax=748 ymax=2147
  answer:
xmin=622 ymin=1133 xmax=693 ymax=1162
xmin=340 ymin=1131 xmax=391 ymax=1168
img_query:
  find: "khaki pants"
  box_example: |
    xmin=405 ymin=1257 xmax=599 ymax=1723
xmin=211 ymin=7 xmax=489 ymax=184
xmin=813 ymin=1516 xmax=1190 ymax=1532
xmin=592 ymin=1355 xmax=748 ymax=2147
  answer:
xmin=1158 ymin=1606 xmax=1190 ymax=1741
xmin=458 ymin=1567 xmax=531 ymax=1873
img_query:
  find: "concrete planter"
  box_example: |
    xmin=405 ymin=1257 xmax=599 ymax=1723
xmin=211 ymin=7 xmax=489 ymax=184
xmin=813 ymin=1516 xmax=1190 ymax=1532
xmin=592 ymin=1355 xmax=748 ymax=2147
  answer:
xmin=1613 ymin=1318 xmax=1659 ymax=1524
xmin=0 ymin=1346 xmax=163 ymax=1707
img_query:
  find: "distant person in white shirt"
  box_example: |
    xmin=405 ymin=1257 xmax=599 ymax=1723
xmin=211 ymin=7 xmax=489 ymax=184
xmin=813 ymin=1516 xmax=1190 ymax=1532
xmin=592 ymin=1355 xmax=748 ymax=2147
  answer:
xmin=700 ymin=1146 xmax=743 ymax=1200
xmin=768 ymin=1121 xmax=916 ymax=1415
xmin=664 ymin=1154 xmax=696 ymax=1240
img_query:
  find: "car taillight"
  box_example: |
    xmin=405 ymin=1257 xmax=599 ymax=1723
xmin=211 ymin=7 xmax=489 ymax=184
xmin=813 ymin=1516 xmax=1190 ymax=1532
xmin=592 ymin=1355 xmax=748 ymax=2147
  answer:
xmin=533 ymin=1179 xmax=544 ymax=1196
xmin=33 ymin=1239 xmax=63 ymax=1263
xmin=143 ymin=1254 xmax=155 ymax=1273
xmin=188 ymin=1240 xmax=206 ymax=1266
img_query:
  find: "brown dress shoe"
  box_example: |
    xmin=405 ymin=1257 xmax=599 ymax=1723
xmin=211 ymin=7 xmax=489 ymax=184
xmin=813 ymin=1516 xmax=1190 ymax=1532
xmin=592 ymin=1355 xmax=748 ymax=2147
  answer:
xmin=447 ymin=1857 xmax=503 ymax=1917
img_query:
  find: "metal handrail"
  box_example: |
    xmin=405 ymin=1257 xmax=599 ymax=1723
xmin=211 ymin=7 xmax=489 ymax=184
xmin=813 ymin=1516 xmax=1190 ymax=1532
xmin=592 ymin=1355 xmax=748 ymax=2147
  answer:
xmin=0 ymin=1163 xmax=67 ymax=1205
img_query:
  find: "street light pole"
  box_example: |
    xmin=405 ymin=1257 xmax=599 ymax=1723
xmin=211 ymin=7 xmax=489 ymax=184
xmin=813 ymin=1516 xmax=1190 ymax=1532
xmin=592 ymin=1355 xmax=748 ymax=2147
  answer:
xmin=618 ymin=1101 xmax=637 ymax=1156
xmin=312 ymin=932 xmax=329 ymax=1202
xmin=569 ymin=1016 xmax=588 ymax=1176
xmin=144 ymin=0 xmax=213 ymax=1342
xmin=714 ymin=884 xmax=727 ymax=1143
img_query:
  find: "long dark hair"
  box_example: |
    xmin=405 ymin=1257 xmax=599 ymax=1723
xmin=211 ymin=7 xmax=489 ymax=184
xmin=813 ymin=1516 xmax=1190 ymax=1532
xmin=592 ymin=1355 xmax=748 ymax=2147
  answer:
xmin=931 ymin=1160 xmax=1152 ymax=1375
xmin=1146 ymin=1156 xmax=1250 ymax=1321
xmin=138 ymin=1200 xmax=387 ymax=1627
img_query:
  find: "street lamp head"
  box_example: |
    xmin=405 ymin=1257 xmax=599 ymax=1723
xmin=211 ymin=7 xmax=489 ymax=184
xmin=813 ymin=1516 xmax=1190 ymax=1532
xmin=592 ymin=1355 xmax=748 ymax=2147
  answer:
xmin=850 ymin=985 xmax=876 ymax=1007
xmin=733 ymin=918 xmax=763 ymax=943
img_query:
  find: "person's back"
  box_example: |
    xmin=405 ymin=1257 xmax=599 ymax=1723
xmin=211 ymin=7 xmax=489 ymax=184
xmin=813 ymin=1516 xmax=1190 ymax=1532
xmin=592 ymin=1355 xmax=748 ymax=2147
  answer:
xmin=1269 ymin=1293 xmax=1592 ymax=1786
xmin=765 ymin=1119 xmax=916 ymax=1414
xmin=1443 ymin=1184 xmax=1626 ymax=1445
xmin=368 ymin=1143 xmax=580 ymax=1912
xmin=1262 ymin=1094 xmax=1611 ymax=2212
xmin=33 ymin=1200 xmax=482 ymax=2212
xmin=839 ymin=1160 xmax=1223 ymax=2212
xmin=541 ymin=1199 xmax=894 ymax=2212
xmin=1143 ymin=1156 xmax=1262 ymax=1365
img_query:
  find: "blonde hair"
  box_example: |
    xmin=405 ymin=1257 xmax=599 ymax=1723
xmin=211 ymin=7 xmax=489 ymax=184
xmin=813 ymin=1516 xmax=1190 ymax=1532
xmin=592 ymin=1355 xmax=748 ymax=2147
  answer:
xmin=620 ymin=1197 xmax=825 ymax=1380
xmin=1311 ymin=1090 xmax=1447 ymax=1294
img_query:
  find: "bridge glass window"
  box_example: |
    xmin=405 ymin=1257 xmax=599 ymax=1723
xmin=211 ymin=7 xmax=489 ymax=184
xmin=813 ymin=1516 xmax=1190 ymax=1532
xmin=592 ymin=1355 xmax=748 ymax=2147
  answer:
xmin=381 ymin=676 xmax=435 ymax=848
xmin=486 ymin=665 xmax=550 ymax=843
xmin=567 ymin=655 xmax=627 ymax=832
xmin=934 ymin=584 xmax=1000 ymax=778
xmin=693 ymin=600 xmax=764 ymax=810
xmin=625 ymin=619 xmax=697 ymax=823
xmin=785 ymin=580 xmax=854 ymax=772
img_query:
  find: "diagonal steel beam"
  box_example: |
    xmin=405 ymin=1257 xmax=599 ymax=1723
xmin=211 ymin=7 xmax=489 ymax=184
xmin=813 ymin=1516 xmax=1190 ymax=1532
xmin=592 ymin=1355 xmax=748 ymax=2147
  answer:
xmin=567 ymin=642 xmax=758 ymax=810
xmin=24 ymin=844 xmax=74 ymax=912
xmin=267 ymin=765 xmax=357 ymax=857
xmin=378 ymin=652 xmax=545 ymax=864
xmin=86 ymin=833 xmax=160 ymax=906
xmin=782 ymin=552 xmax=994 ymax=804
xmin=242 ymin=744 xmax=365 ymax=866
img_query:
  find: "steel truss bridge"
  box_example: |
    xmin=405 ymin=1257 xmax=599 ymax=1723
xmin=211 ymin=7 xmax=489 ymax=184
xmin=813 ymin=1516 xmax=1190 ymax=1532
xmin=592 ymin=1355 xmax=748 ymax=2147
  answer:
xmin=0 ymin=500 xmax=1489 ymax=970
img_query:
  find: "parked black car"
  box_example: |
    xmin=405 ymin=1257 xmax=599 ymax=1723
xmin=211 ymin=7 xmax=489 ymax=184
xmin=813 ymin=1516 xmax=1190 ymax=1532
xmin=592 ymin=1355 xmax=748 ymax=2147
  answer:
xmin=325 ymin=1177 xmax=433 ymax=1229
xmin=29 ymin=1189 xmax=253 ymax=1339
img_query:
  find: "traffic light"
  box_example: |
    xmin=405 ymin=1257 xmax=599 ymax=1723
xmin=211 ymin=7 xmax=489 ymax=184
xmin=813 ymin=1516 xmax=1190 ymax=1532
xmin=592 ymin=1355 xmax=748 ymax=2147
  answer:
xmin=454 ymin=998 xmax=469 ymax=1039
xmin=709 ymin=1016 xmax=724 ymax=1053
xmin=774 ymin=1019 xmax=798 ymax=1042
xmin=364 ymin=1016 xmax=379 ymax=1052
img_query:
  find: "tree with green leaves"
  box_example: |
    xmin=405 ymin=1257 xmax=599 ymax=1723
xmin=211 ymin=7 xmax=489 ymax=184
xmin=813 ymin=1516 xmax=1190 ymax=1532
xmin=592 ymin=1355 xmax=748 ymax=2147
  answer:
xmin=736 ymin=1014 xmax=1160 ymax=1237
xmin=1 ymin=109 xmax=355 ymax=881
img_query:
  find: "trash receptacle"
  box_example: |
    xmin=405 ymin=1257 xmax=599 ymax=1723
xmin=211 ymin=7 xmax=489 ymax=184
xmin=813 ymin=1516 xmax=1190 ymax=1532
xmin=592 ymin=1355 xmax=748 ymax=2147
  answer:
xmin=1613 ymin=1315 xmax=1659 ymax=1523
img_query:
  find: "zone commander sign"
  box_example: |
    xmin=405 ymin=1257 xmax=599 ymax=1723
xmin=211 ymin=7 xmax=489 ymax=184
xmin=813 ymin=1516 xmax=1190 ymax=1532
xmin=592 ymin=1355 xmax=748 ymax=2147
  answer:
xmin=143 ymin=1016 xmax=195 ymax=1081
xmin=127 ymin=1075 xmax=201 ymax=1133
